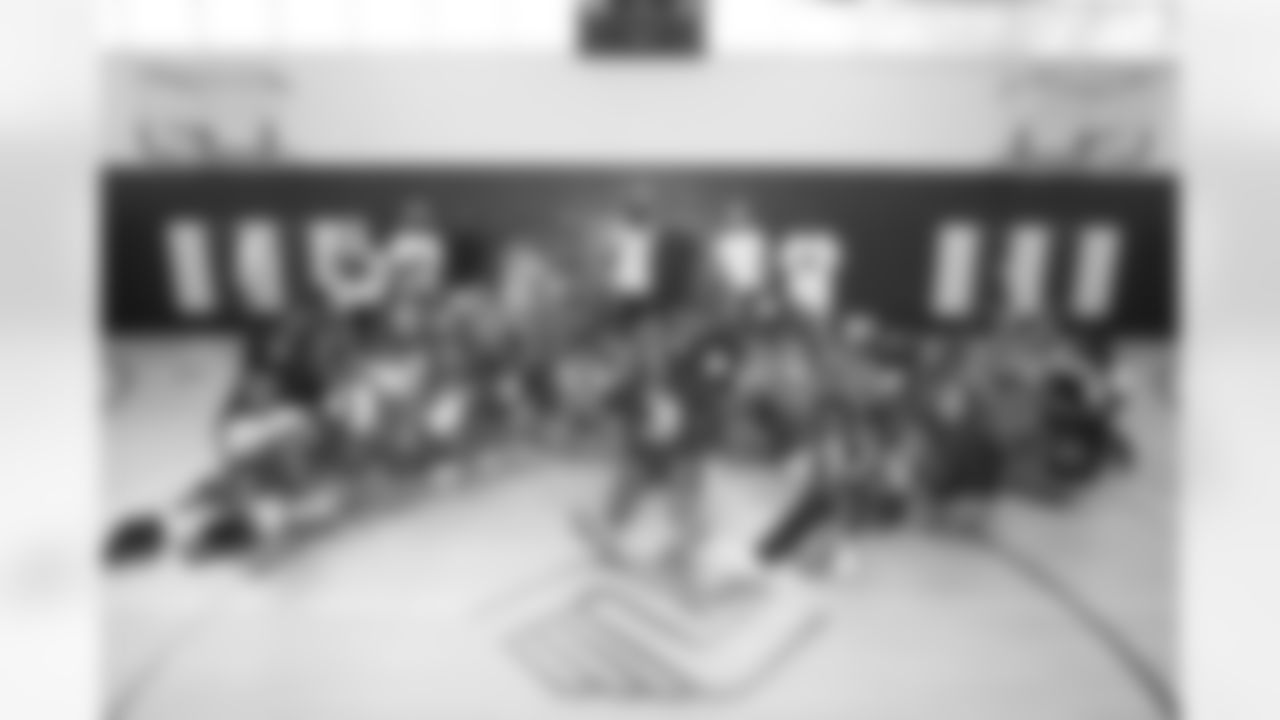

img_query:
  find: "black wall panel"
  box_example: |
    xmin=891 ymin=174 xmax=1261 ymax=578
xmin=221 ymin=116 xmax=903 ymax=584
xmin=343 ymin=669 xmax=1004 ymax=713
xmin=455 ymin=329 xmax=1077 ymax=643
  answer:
xmin=103 ymin=167 xmax=1177 ymax=337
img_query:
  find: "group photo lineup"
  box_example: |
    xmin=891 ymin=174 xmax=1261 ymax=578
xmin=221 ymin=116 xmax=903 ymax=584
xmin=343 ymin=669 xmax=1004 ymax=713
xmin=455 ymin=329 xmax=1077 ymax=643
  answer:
xmin=101 ymin=39 xmax=1177 ymax=720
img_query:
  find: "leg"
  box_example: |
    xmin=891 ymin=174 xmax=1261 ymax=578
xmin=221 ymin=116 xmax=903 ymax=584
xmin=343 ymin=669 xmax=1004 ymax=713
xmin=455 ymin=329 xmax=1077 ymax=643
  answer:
xmin=602 ymin=450 xmax=658 ymax=531
xmin=757 ymin=481 xmax=835 ymax=567
xmin=105 ymin=451 xmax=260 ymax=568
xmin=188 ymin=456 xmax=300 ymax=561
xmin=656 ymin=458 xmax=709 ymax=597
xmin=580 ymin=449 xmax=659 ymax=567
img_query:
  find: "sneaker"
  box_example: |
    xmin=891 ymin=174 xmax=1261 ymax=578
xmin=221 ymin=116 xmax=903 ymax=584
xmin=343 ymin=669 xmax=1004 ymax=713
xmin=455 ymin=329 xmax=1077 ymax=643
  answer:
xmin=191 ymin=511 xmax=259 ymax=560
xmin=106 ymin=515 xmax=164 ymax=567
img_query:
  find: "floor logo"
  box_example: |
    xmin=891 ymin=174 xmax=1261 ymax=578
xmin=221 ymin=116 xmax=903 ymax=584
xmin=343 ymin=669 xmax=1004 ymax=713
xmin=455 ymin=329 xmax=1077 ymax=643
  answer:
xmin=505 ymin=573 xmax=823 ymax=701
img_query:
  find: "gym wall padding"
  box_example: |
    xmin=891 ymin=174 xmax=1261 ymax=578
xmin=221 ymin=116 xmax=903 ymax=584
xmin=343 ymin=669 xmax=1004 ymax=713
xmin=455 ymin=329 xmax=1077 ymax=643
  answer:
xmin=103 ymin=167 xmax=1176 ymax=337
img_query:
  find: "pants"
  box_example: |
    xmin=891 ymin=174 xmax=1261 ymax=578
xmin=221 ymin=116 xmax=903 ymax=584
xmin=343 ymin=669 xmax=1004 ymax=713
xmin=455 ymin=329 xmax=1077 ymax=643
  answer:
xmin=758 ymin=482 xmax=835 ymax=565
xmin=1044 ymin=403 xmax=1128 ymax=479
xmin=926 ymin=425 xmax=1006 ymax=505
xmin=759 ymin=472 xmax=901 ymax=565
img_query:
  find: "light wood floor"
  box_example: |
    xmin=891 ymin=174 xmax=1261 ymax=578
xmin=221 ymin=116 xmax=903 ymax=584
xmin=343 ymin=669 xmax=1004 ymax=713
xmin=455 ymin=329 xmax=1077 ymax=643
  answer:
xmin=105 ymin=338 xmax=1175 ymax=720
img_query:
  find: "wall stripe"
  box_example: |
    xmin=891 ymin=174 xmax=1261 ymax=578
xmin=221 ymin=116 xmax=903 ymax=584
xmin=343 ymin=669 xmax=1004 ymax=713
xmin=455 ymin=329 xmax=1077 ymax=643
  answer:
xmin=1073 ymin=220 xmax=1125 ymax=320
xmin=233 ymin=217 xmax=288 ymax=313
xmin=1004 ymin=220 xmax=1053 ymax=318
xmin=932 ymin=219 xmax=982 ymax=319
xmin=164 ymin=217 xmax=218 ymax=317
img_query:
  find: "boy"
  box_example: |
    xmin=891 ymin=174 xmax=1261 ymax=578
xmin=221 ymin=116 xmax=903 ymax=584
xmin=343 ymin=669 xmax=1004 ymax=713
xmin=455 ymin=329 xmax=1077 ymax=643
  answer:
xmin=106 ymin=287 xmax=380 ymax=567
xmin=756 ymin=401 xmax=881 ymax=579
xmin=579 ymin=334 xmax=724 ymax=603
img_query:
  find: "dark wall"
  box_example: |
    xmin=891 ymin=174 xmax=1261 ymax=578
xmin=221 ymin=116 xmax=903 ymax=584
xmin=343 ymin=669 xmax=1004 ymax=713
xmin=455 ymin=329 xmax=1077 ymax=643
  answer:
xmin=104 ymin=167 xmax=1177 ymax=337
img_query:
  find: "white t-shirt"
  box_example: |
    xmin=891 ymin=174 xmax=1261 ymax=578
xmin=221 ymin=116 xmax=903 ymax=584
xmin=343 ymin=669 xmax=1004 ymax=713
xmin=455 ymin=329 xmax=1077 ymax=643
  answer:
xmin=501 ymin=246 xmax=562 ymax=316
xmin=780 ymin=228 xmax=843 ymax=318
xmin=385 ymin=226 xmax=446 ymax=294
xmin=424 ymin=387 xmax=470 ymax=440
xmin=713 ymin=222 xmax=768 ymax=295
xmin=603 ymin=216 xmax=657 ymax=299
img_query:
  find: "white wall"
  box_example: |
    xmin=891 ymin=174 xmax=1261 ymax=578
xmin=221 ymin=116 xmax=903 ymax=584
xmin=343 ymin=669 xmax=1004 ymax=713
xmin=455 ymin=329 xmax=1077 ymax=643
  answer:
xmin=103 ymin=56 xmax=1174 ymax=171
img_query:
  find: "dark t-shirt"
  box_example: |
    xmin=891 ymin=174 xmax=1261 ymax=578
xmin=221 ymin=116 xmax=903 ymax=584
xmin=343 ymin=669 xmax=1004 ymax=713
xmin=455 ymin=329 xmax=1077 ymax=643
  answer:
xmin=610 ymin=345 xmax=725 ymax=463
xmin=924 ymin=410 xmax=1006 ymax=497
xmin=230 ymin=305 xmax=377 ymax=416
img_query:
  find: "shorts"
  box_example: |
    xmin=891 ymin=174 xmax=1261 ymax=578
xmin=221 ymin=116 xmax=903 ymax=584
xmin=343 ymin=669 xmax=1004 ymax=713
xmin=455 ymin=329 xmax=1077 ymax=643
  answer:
xmin=627 ymin=438 xmax=700 ymax=483
xmin=930 ymin=430 xmax=1006 ymax=502
xmin=599 ymin=296 xmax=664 ymax=339
xmin=605 ymin=449 xmax=705 ymax=537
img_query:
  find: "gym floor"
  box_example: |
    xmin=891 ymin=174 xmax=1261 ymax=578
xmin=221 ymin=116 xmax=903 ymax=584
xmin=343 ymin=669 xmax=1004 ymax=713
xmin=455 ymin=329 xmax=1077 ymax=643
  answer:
xmin=104 ymin=336 xmax=1175 ymax=720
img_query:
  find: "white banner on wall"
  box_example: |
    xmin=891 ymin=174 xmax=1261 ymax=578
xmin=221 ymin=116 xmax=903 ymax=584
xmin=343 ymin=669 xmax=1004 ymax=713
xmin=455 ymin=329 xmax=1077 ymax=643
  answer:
xmin=103 ymin=56 xmax=1173 ymax=172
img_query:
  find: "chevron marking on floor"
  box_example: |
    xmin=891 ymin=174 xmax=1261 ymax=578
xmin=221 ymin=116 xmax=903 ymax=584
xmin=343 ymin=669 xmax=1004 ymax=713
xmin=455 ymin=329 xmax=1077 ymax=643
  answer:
xmin=506 ymin=570 xmax=823 ymax=700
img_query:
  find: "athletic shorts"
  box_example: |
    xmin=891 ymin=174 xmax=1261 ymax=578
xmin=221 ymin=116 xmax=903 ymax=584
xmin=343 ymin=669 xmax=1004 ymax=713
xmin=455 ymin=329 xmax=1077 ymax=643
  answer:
xmin=627 ymin=439 xmax=699 ymax=485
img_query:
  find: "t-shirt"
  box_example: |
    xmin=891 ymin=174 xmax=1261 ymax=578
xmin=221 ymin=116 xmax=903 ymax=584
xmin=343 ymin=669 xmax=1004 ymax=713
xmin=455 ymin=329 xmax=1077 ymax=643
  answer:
xmin=779 ymin=229 xmax=843 ymax=318
xmin=385 ymin=225 xmax=448 ymax=296
xmin=713 ymin=223 xmax=769 ymax=295
xmin=602 ymin=216 xmax=658 ymax=299
xmin=232 ymin=305 xmax=370 ymax=414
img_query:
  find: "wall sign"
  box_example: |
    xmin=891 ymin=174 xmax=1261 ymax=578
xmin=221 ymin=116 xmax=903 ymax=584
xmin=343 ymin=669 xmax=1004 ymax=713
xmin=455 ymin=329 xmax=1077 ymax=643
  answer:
xmin=1001 ymin=64 xmax=1165 ymax=172
xmin=129 ymin=63 xmax=289 ymax=166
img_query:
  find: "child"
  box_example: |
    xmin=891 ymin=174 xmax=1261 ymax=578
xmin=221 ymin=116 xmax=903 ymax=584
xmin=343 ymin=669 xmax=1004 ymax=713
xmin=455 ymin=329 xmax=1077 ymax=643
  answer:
xmin=706 ymin=202 xmax=771 ymax=313
xmin=581 ymin=336 xmax=722 ymax=602
xmin=106 ymin=354 xmax=350 ymax=567
xmin=106 ymin=273 xmax=385 ymax=567
xmin=914 ymin=367 xmax=1009 ymax=535
xmin=756 ymin=401 xmax=880 ymax=579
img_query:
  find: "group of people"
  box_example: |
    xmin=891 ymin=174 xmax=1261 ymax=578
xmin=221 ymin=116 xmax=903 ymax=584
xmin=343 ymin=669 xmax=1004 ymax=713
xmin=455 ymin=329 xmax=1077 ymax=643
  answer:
xmin=106 ymin=198 xmax=1132 ymax=601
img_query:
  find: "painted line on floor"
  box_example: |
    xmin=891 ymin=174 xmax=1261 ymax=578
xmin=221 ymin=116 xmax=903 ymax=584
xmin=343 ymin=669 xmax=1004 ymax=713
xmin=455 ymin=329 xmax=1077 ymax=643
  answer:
xmin=472 ymin=557 xmax=594 ymax=624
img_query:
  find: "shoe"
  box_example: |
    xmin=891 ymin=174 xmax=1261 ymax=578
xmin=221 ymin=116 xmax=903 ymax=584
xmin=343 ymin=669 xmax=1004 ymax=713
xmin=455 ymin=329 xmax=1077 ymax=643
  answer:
xmin=106 ymin=514 xmax=164 ymax=567
xmin=190 ymin=511 xmax=259 ymax=560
